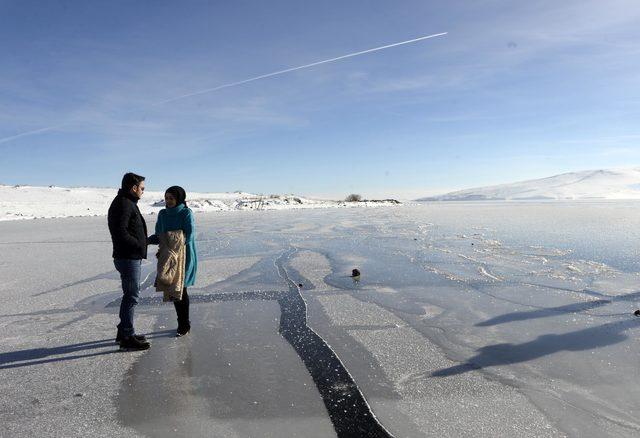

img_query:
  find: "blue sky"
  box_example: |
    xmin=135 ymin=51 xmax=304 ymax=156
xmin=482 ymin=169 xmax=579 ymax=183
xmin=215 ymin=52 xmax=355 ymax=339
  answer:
xmin=1 ymin=0 xmax=639 ymax=199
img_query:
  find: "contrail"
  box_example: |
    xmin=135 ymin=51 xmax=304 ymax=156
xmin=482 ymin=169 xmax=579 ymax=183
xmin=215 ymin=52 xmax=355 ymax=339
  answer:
xmin=0 ymin=125 xmax=63 ymax=145
xmin=159 ymin=32 xmax=447 ymax=104
xmin=1 ymin=33 xmax=446 ymax=145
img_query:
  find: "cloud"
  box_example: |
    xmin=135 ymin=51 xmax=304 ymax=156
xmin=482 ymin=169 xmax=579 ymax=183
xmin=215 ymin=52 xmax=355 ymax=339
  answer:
xmin=0 ymin=62 xmax=309 ymax=150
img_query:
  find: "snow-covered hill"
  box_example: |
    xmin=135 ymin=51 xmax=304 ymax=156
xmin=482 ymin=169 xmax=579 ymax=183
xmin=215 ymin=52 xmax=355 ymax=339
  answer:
xmin=417 ymin=168 xmax=640 ymax=201
xmin=0 ymin=185 xmax=400 ymax=221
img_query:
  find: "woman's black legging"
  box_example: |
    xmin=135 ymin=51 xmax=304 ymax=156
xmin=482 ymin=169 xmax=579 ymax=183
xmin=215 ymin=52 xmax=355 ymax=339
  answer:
xmin=174 ymin=287 xmax=190 ymax=329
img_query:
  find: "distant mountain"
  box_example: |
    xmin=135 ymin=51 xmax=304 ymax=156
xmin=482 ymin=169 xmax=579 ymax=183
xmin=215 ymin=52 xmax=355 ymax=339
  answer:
xmin=417 ymin=168 xmax=640 ymax=201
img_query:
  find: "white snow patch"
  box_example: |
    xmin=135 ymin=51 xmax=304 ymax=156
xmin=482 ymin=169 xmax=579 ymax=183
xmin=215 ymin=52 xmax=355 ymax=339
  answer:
xmin=478 ymin=266 xmax=503 ymax=281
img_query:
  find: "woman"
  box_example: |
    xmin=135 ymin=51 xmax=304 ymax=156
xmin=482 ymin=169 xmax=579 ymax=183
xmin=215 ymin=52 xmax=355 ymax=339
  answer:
xmin=151 ymin=186 xmax=198 ymax=337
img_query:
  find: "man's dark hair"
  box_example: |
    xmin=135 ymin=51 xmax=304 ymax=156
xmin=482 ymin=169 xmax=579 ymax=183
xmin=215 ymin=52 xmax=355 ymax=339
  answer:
xmin=121 ymin=172 xmax=145 ymax=191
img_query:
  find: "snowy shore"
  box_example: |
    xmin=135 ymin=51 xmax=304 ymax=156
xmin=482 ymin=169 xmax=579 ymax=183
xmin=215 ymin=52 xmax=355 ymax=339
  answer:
xmin=0 ymin=185 xmax=400 ymax=221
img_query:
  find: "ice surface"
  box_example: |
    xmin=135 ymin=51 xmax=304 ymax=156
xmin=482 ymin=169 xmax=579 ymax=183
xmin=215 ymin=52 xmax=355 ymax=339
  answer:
xmin=118 ymin=301 xmax=336 ymax=438
xmin=2 ymin=203 xmax=640 ymax=436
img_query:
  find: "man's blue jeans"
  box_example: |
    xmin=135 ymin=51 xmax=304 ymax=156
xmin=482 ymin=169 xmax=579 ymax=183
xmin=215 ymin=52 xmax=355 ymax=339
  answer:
xmin=114 ymin=258 xmax=142 ymax=337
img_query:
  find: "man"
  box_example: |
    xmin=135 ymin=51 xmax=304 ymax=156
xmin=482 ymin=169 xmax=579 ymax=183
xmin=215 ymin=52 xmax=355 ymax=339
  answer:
xmin=108 ymin=172 xmax=151 ymax=350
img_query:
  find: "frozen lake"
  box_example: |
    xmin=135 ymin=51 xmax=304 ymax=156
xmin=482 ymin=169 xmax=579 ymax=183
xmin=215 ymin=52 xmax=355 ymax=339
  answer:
xmin=2 ymin=202 xmax=640 ymax=437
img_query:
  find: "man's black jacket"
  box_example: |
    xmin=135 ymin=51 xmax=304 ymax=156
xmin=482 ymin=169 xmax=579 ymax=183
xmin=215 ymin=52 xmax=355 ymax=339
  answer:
xmin=108 ymin=189 xmax=148 ymax=259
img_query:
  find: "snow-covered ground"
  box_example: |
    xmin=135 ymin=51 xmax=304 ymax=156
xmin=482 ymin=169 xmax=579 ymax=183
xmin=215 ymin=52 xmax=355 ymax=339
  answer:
xmin=2 ymin=203 xmax=640 ymax=437
xmin=0 ymin=185 xmax=400 ymax=221
xmin=418 ymin=167 xmax=640 ymax=201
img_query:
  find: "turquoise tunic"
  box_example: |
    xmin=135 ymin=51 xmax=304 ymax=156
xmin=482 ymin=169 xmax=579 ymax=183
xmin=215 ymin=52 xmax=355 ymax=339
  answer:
xmin=154 ymin=204 xmax=198 ymax=287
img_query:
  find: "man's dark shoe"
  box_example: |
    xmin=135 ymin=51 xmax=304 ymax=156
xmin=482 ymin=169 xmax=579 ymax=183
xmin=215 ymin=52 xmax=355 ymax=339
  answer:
xmin=119 ymin=336 xmax=150 ymax=351
xmin=115 ymin=333 xmax=147 ymax=344
xmin=176 ymin=325 xmax=191 ymax=338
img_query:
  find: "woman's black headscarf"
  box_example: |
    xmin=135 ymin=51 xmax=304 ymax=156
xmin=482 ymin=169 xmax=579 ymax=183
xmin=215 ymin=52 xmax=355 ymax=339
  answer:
xmin=166 ymin=186 xmax=187 ymax=207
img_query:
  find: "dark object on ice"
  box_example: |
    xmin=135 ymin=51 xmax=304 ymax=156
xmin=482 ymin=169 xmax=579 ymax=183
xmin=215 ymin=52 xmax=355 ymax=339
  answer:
xmin=115 ymin=333 xmax=147 ymax=344
xmin=351 ymin=268 xmax=361 ymax=284
xmin=119 ymin=336 xmax=150 ymax=351
xmin=471 ymin=243 xmax=474 ymax=246
xmin=634 ymin=310 xmax=640 ymax=317
xmin=74 ymin=393 xmax=84 ymax=397
xmin=298 ymin=283 xmax=303 ymax=288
